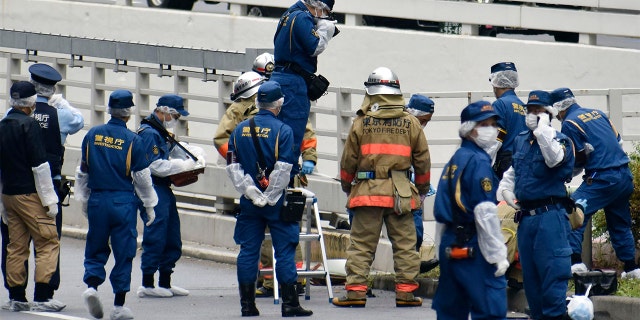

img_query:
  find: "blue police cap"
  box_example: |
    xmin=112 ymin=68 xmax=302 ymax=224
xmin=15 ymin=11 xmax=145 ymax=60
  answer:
xmin=28 ymin=63 xmax=62 ymax=85
xmin=550 ymin=87 xmax=574 ymax=104
xmin=108 ymin=90 xmax=135 ymax=109
xmin=257 ymin=81 xmax=284 ymax=103
xmin=461 ymin=101 xmax=500 ymax=123
xmin=319 ymin=0 xmax=334 ymax=10
xmin=525 ymin=90 xmax=551 ymax=107
xmin=157 ymin=94 xmax=189 ymax=116
xmin=407 ymin=94 xmax=435 ymax=114
xmin=490 ymin=62 xmax=517 ymax=74
xmin=10 ymin=81 xmax=37 ymax=99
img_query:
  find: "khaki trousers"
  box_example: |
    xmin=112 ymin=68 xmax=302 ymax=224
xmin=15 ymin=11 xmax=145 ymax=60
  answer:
xmin=345 ymin=207 xmax=419 ymax=291
xmin=3 ymin=193 xmax=59 ymax=287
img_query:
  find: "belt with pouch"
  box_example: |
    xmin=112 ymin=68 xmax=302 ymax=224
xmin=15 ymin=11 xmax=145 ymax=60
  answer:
xmin=520 ymin=202 xmax=564 ymax=216
xmin=356 ymin=170 xmax=410 ymax=180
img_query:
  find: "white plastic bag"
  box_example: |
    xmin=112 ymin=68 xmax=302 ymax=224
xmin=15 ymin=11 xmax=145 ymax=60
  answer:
xmin=567 ymin=284 xmax=594 ymax=320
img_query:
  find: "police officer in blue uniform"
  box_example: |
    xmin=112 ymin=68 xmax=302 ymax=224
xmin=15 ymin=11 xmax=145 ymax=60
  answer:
xmin=405 ymin=94 xmax=437 ymax=252
xmin=226 ymin=81 xmax=312 ymax=317
xmin=136 ymin=94 xmax=198 ymax=298
xmin=271 ymin=0 xmax=337 ymax=176
xmin=550 ymin=88 xmax=640 ymax=278
xmin=489 ymin=62 xmax=527 ymax=179
xmin=75 ymin=90 xmax=158 ymax=320
xmin=30 ymin=63 xmax=84 ymax=303
xmin=499 ymin=91 xmax=575 ymax=320
xmin=433 ymin=101 xmax=509 ymax=320
xmin=405 ymin=94 xmax=440 ymax=274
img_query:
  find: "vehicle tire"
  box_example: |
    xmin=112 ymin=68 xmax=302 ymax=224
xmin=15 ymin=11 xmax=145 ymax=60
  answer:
xmin=553 ymin=32 xmax=579 ymax=43
xmin=147 ymin=0 xmax=195 ymax=10
xmin=247 ymin=6 xmax=266 ymax=17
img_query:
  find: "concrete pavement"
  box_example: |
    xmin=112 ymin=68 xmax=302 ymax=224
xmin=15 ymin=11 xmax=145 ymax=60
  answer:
xmin=0 ymin=236 xmax=439 ymax=320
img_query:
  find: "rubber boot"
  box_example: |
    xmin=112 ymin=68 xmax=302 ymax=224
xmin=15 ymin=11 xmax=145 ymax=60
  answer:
xmin=239 ymin=283 xmax=259 ymax=317
xmin=331 ymin=290 xmax=367 ymax=307
xmin=281 ymin=283 xmax=312 ymax=317
xmin=395 ymin=291 xmax=422 ymax=307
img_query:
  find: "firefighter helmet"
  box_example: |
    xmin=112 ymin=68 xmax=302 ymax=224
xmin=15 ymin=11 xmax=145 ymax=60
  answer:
xmin=252 ymin=53 xmax=275 ymax=78
xmin=364 ymin=67 xmax=402 ymax=95
xmin=231 ymin=72 xmax=264 ymax=101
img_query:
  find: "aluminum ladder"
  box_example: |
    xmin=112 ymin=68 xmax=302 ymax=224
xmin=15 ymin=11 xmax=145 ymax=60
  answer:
xmin=262 ymin=188 xmax=334 ymax=304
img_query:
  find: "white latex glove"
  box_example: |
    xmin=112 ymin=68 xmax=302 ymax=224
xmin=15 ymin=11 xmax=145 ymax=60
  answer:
xmin=48 ymin=94 xmax=64 ymax=107
xmin=252 ymin=196 xmax=267 ymax=207
xmin=47 ymin=204 xmax=59 ymax=218
xmin=494 ymin=259 xmax=510 ymax=277
xmin=1 ymin=209 xmax=7 ymax=225
xmin=544 ymin=106 xmax=558 ymax=119
xmin=536 ymin=113 xmax=550 ymax=128
xmin=245 ymin=185 xmax=267 ymax=207
xmin=81 ymin=202 xmax=88 ymax=219
xmin=145 ymin=207 xmax=156 ymax=226
xmin=502 ymin=190 xmax=520 ymax=210
xmin=316 ymin=19 xmax=336 ymax=39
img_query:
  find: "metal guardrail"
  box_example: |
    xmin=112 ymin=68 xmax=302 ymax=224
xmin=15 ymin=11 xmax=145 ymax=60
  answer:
xmin=202 ymin=0 xmax=640 ymax=39
xmin=2 ymin=31 xmax=639 ymax=215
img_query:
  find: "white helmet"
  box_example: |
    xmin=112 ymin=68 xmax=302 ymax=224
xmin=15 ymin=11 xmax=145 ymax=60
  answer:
xmin=252 ymin=53 xmax=275 ymax=78
xmin=231 ymin=72 xmax=265 ymax=101
xmin=364 ymin=67 xmax=402 ymax=95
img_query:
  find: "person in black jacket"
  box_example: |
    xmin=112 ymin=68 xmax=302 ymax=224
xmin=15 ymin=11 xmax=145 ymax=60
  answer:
xmin=0 ymin=81 xmax=61 ymax=312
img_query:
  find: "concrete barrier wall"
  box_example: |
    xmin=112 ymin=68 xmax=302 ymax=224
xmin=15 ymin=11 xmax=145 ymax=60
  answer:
xmin=2 ymin=0 xmax=639 ymax=95
xmin=3 ymin=0 xmax=640 ymax=272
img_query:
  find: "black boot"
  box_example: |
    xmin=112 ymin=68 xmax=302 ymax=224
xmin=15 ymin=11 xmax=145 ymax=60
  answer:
xmin=239 ymin=283 xmax=259 ymax=317
xmin=281 ymin=283 xmax=312 ymax=317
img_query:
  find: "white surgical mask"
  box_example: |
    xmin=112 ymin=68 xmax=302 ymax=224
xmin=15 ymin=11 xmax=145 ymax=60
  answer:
xmin=525 ymin=113 xmax=539 ymax=130
xmin=163 ymin=118 xmax=177 ymax=129
xmin=473 ymin=126 xmax=499 ymax=149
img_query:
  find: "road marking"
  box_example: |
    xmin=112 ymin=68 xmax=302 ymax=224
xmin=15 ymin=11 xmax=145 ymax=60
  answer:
xmin=22 ymin=312 xmax=90 ymax=320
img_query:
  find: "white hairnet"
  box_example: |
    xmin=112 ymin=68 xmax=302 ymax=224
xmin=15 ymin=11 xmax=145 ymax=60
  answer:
xmin=490 ymin=70 xmax=519 ymax=89
xmin=257 ymin=97 xmax=284 ymax=110
xmin=10 ymin=94 xmax=37 ymax=108
xmin=553 ymin=97 xmax=577 ymax=112
xmin=303 ymin=0 xmax=329 ymax=11
xmin=155 ymin=106 xmax=180 ymax=116
xmin=30 ymin=79 xmax=56 ymax=97
xmin=459 ymin=121 xmax=477 ymax=138
xmin=108 ymin=106 xmax=134 ymax=117
xmin=406 ymin=108 xmax=431 ymax=117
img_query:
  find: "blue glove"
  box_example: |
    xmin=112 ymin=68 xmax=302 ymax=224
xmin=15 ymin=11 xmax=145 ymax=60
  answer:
xmin=575 ymin=198 xmax=587 ymax=212
xmin=427 ymin=185 xmax=436 ymax=197
xmin=301 ymin=160 xmax=315 ymax=175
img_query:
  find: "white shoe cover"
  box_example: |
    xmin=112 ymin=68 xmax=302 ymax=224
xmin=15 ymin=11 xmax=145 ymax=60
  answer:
xmin=621 ymin=268 xmax=640 ymax=279
xmin=169 ymin=286 xmax=189 ymax=296
xmin=110 ymin=306 xmax=134 ymax=320
xmin=31 ymin=299 xmax=66 ymax=312
xmin=83 ymin=288 xmax=104 ymax=319
xmin=136 ymin=286 xmax=173 ymax=298
xmin=571 ymin=263 xmax=588 ymax=274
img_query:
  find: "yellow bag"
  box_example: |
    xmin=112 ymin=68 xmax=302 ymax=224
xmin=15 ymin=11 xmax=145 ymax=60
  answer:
xmin=569 ymin=204 xmax=585 ymax=230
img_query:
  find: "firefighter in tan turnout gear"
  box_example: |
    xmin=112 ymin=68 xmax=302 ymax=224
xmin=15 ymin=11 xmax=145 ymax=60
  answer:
xmin=332 ymin=67 xmax=431 ymax=308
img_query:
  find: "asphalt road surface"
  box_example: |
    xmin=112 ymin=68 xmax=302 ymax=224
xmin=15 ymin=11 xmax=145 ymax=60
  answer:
xmin=0 ymin=236 xmax=439 ymax=319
